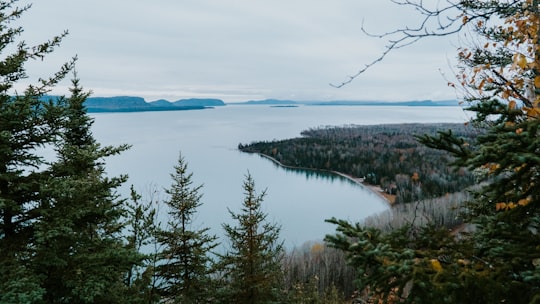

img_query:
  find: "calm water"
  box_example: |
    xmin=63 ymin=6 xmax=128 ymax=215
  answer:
xmin=90 ymin=105 xmax=470 ymax=247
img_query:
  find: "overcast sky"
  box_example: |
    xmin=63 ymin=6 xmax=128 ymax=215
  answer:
xmin=15 ymin=1 xmax=460 ymax=103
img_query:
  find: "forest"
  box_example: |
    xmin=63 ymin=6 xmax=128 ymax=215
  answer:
xmin=2 ymin=0 xmax=540 ymax=303
xmin=239 ymin=123 xmax=480 ymax=204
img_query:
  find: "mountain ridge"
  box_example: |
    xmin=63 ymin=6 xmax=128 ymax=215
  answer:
xmin=37 ymin=96 xmax=460 ymax=113
xmin=236 ymin=99 xmax=459 ymax=106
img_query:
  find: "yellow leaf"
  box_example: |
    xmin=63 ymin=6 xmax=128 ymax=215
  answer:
xmin=518 ymin=197 xmax=531 ymax=207
xmin=509 ymin=100 xmax=517 ymax=109
xmin=514 ymin=53 xmax=528 ymax=69
xmin=430 ymin=259 xmax=443 ymax=272
xmin=479 ymin=79 xmax=486 ymax=92
xmin=311 ymin=243 xmax=324 ymax=254
xmin=535 ymin=76 xmax=540 ymax=88
xmin=525 ymin=107 xmax=540 ymax=118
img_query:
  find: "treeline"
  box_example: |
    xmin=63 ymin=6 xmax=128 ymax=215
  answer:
xmin=126 ymin=161 xmax=357 ymax=303
xmin=239 ymin=123 xmax=481 ymax=204
xmin=0 ymin=2 xmax=356 ymax=300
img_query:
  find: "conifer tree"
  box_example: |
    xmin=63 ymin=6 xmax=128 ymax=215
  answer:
xmin=326 ymin=1 xmax=540 ymax=303
xmin=218 ymin=173 xmax=284 ymax=304
xmin=155 ymin=153 xmax=218 ymax=303
xmin=0 ymin=1 xmax=73 ymax=302
xmin=125 ymin=185 xmax=161 ymax=303
xmin=33 ymin=76 xmax=140 ymax=303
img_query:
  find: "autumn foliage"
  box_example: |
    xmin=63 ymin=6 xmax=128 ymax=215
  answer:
xmin=327 ymin=1 xmax=540 ymax=303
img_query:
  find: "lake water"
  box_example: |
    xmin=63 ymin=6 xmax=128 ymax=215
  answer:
xmin=90 ymin=105 xmax=470 ymax=247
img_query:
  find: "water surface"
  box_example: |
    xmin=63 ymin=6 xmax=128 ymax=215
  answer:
xmin=91 ymin=105 xmax=469 ymax=247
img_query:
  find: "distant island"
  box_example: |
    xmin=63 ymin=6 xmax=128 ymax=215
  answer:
xmin=38 ymin=96 xmax=460 ymax=113
xmin=83 ymin=96 xmax=226 ymax=113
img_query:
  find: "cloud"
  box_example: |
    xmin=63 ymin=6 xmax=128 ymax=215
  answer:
xmin=15 ymin=0 xmax=459 ymax=102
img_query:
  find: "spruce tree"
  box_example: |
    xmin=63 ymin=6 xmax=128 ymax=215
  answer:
xmin=125 ymin=185 xmax=160 ymax=303
xmin=0 ymin=1 xmax=72 ymax=302
xmin=155 ymin=153 xmax=218 ymax=303
xmin=218 ymin=173 xmax=284 ymax=304
xmin=33 ymin=76 xmax=140 ymax=303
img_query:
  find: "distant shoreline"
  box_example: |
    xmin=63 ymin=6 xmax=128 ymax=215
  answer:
xmin=87 ymin=106 xmax=210 ymax=113
xmin=252 ymin=152 xmax=393 ymax=205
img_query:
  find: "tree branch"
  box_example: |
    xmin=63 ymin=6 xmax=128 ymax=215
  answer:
xmin=330 ymin=0 xmax=521 ymax=88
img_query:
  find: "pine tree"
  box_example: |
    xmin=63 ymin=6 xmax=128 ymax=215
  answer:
xmin=155 ymin=153 xmax=218 ymax=303
xmin=0 ymin=1 xmax=73 ymax=302
xmin=33 ymin=76 xmax=141 ymax=303
xmin=218 ymin=173 xmax=284 ymax=304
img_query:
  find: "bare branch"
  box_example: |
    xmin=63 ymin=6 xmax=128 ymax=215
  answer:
xmin=330 ymin=0 xmax=521 ymax=88
xmin=491 ymin=69 xmax=533 ymax=108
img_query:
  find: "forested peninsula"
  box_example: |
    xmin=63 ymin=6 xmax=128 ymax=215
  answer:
xmin=239 ymin=123 xmax=480 ymax=204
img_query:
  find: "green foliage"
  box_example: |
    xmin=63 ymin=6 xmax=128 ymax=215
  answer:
xmin=155 ymin=153 xmax=218 ymax=303
xmin=325 ymin=218 xmax=499 ymax=303
xmin=124 ymin=186 xmax=160 ymax=303
xmin=326 ymin=1 xmax=540 ymax=303
xmin=33 ymin=77 xmax=140 ymax=303
xmin=0 ymin=2 xmax=143 ymax=300
xmin=217 ymin=173 xmax=284 ymax=304
xmin=0 ymin=1 xmax=75 ymax=301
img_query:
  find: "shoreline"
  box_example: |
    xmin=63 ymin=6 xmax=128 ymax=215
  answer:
xmin=254 ymin=152 xmax=394 ymax=205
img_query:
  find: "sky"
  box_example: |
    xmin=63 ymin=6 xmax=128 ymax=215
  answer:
xmin=15 ymin=0 xmax=461 ymax=103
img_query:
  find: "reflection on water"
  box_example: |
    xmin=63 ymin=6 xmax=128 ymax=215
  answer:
xmin=91 ymin=105 xmax=468 ymax=247
xmin=261 ymin=153 xmax=359 ymax=185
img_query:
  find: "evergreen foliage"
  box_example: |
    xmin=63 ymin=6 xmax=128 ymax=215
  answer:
xmin=125 ymin=186 xmax=161 ymax=303
xmin=326 ymin=1 xmax=540 ymax=303
xmin=218 ymin=173 xmax=284 ymax=304
xmin=0 ymin=2 xmax=72 ymax=300
xmin=0 ymin=2 xmax=142 ymax=301
xmin=34 ymin=77 xmax=140 ymax=303
xmin=155 ymin=153 xmax=218 ymax=303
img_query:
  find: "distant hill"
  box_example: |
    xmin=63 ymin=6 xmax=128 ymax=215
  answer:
xmin=308 ymin=100 xmax=459 ymax=106
xmin=37 ymin=95 xmax=458 ymax=112
xmin=171 ymin=98 xmax=225 ymax=107
xmin=148 ymin=99 xmax=172 ymax=107
xmin=242 ymin=99 xmax=299 ymax=105
xmin=82 ymin=96 xmax=225 ymax=112
xmin=235 ymin=99 xmax=459 ymax=106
